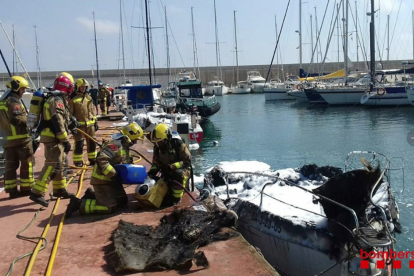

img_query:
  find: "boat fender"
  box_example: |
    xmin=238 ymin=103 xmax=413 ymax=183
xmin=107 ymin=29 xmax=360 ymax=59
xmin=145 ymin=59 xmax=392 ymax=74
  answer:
xmin=377 ymin=87 xmax=386 ymax=96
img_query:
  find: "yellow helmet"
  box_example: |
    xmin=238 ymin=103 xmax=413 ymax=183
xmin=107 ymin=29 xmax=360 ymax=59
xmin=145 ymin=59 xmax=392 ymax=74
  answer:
xmin=150 ymin=123 xmax=171 ymax=143
xmin=121 ymin=122 xmax=143 ymax=141
xmin=61 ymin=72 xmax=74 ymax=84
xmin=76 ymin=78 xmax=89 ymax=88
xmin=7 ymin=76 xmax=30 ymax=91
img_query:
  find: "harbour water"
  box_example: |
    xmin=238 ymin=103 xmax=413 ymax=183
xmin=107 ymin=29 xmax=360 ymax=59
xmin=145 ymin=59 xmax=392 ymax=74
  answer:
xmin=192 ymin=94 xmax=414 ymax=273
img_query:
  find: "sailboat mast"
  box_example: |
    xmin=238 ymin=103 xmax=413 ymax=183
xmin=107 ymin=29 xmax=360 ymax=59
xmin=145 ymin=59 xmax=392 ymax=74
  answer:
xmin=93 ymin=12 xmax=100 ymax=84
xmin=387 ymin=14 xmax=390 ymax=61
xmin=344 ymin=0 xmax=348 ymax=85
xmin=120 ymin=0 xmax=126 ymax=82
xmin=164 ymin=6 xmax=170 ymax=85
xmin=213 ymin=0 xmax=219 ymax=79
xmin=299 ymin=0 xmax=302 ymax=69
xmin=310 ymin=15 xmax=313 ymax=65
xmin=369 ymin=0 xmax=375 ymax=88
xmin=191 ymin=7 xmax=200 ymax=79
xmin=355 ymin=1 xmax=359 ymax=69
xmin=34 ymin=25 xmax=41 ymax=88
xmin=144 ymin=0 xmax=152 ymax=88
xmin=233 ymin=11 xmax=239 ymax=83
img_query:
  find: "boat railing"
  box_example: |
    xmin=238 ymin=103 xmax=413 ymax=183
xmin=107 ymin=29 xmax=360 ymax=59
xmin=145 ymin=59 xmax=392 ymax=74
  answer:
xmin=226 ymin=151 xmax=395 ymax=248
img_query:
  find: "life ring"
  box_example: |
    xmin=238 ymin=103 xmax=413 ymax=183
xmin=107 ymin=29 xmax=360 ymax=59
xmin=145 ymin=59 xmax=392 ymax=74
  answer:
xmin=377 ymin=87 xmax=386 ymax=96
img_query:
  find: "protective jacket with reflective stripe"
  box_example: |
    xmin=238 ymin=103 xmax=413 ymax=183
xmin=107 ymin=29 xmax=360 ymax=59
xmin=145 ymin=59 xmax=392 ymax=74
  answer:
xmin=0 ymin=92 xmax=30 ymax=148
xmin=151 ymin=138 xmax=191 ymax=172
xmin=91 ymin=137 xmax=130 ymax=185
xmin=40 ymin=94 xmax=71 ymax=143
xmin=68 ymin=91 xmax=96 ymax=126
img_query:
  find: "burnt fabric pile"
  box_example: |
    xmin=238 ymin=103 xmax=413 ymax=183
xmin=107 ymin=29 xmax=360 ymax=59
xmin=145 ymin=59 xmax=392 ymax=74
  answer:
xmin=299 ymin=164 xmax=343 ymax=181
xmin=106 ymin=208 xmax=239 ymax=273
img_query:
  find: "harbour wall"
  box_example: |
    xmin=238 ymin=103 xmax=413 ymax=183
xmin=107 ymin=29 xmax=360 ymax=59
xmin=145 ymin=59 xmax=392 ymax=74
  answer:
xmin=0 ymin=60 xmax=411 ymax=89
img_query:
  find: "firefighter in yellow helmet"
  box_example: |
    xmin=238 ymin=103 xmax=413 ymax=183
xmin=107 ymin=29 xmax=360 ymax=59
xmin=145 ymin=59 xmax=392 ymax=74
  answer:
xmin=0 ymin=76 xmax=34 ymax=198
xmin=69 ymin=78 xmax=98 ymax=167
xmin=97 ymin=80 xmax=111 ymax=115
xmin=148 ymin=123 xmax=191 ymax=205
xmin=65 ymin=122 xmax=143 ymax=218
xmin=30 ymin=75 xmax=77 ymax=207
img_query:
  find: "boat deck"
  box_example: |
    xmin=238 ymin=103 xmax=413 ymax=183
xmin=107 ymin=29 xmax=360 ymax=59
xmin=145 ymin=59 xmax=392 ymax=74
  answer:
xmin=0 ymin=108 xmax=278 ymax=276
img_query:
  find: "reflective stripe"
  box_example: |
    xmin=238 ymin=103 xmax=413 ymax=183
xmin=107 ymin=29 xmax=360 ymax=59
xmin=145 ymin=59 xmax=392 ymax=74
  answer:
xmin=78 ymin=120 xmax=95 ymax=126
xmin=92 ymin=165 xmax=111 ymax=181
xmin=120 ymin=150 xmax=126 ymax=156
xmin=85 ymin=199 xmax=92 ymax=214
xmin=173 ymin=162 xmax=181 ymax=169
xmin=87 ymin=151 xmax=97 ymax=159
xmin=28 ymin=160 xmax=34 ymax=184
xmin=73 ymin=153 xmax=83 ymax=162
xmin=0 ymin=104 xmax=30 ymax=140
xmin=102 ymin=165 xmax=114 ymax=176
xmin=20 ymin=178 xmax=33 ymax=188
xmin=5 ymin=179 xmax=17 ymax=184
xmin=44 ymin=102 xmax=51 ymax=119
xmin=172 ymin=175 xmax=188 ymax=199
xmin=52 ymin=179 xmax=67 ymax=189
xmin=57 ymin=131 xmax=68 ymax=139
xmin=41 ymin=128 xmax=56 ymax=137
xmin=33 ymin=166 xmax=54 ymax=193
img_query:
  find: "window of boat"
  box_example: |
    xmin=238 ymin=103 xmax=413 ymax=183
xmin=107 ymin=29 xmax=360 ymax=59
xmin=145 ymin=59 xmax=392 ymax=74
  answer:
xmin=252 ymin=80 xmax=266 ymax=84
xmin=179 ymin=86 xmax=202 ymax=98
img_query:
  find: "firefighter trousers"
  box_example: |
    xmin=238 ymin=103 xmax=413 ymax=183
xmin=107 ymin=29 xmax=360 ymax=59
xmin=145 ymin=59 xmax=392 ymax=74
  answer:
xmin=4 ymin=141 xmax=34 ymax=193
xmin=79 ymin=182 xmax=127 ymax=215
xmin=99 ymin=98 xmax=108 ymax=115
xmin=167 ymin=169 xmax=190 ymax=203
xmin=32 ymin=142 xmax=67 ymax=197
xmin=73 ymin=126 xmax=97 ymax=164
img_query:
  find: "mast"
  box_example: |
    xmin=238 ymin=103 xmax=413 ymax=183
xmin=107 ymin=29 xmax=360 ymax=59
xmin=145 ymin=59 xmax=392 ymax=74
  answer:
xmin=387 ymin=14 xmax=390 ymax=61
xmin=120 ymin=0 xmax=126 ymax=83
xmin=34 ymin=25 xmax=41 ymax=88
xmin=355 ymin=1 xmax=359 ymax=69
xmin=413 ymin=11 xmax=414 ymax=61
xmin=314 ymin=7 xmax=319 ymax=65
xmin=12 ymin=24 xmax=15 ymax=74
xmin=344 ymin=0 xmax=349 ymax=85
xmin=191 ymin=7 xmax=200 ymax=79
xmin=369 ymin=0 xmax=375 ymax=89
xmin=93 ymin=11 xmax=100 ymax=84
xmin=233 ymin=11 xmax=239 ymax=83
xmin=310 ymin=15 xmax=313 ymax=65
xmin=213 ymin=0 xmax=220 ymax=79
xmin=299 ymin=0 xmax=302 ymax=69
xmin=164 ymin=6 xmax=170 ymax=85
xmin=143 ymin=0 xmax=152 ymax=88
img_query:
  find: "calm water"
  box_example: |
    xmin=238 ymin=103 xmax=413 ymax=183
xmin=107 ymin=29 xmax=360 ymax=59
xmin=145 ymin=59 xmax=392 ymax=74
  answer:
xmin=192 ymin=94 xmax=414 ymax=273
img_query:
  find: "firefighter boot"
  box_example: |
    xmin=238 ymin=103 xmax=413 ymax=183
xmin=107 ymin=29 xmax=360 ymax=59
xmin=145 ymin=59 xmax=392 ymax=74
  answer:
xmin=9 ymin=189 xmax=22 ymax=199
xmin=65 ymin=197 xmax=81 ymax=218
xmin=52 ymin=189 xmax=75 ymax=199
xmin=82 ymin=187 xmax=96 ymax=200
xmin=29 ymin=193 xmax=50 ymax=207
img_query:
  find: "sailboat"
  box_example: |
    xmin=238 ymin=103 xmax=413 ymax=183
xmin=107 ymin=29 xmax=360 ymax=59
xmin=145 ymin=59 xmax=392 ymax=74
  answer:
xmin=204 ymin=0 xmax=229 ymax=96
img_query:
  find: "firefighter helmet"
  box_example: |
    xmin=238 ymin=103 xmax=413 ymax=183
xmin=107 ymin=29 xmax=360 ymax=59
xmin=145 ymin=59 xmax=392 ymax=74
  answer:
xmin=121 ymin=122 xmax=143 ymax=142
xmin=76 ymin=78 xmax=89 ymax=88
xmin=150 ymin=123 xmax=171 ymax=143
xmin=7 ymin=76 xmax=30 ymax=92
xmin=61 ymin=72 xmax=74 ymax=84
xmin=54 ymin=75 xmax=74 ymax=94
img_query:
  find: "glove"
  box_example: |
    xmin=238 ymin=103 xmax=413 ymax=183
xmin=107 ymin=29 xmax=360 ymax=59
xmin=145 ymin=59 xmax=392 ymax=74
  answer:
xmin=63 ymin=141 xmax=71 ymax=153
xmin=169 ymin=163 xmax=178 ymax=171
xmin=68 ymin=117 xmax=79 ymax=133
xmin=148 ymin=167 xmax=159 ymax=178
xmin=94 ymin=122 xmax=99 ymax=132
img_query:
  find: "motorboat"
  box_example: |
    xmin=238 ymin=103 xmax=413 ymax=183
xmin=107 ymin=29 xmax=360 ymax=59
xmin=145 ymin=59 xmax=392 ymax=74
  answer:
xmin=173 ymin=71 xmax=221 ymax=117
xmin=200 ymin=151 xmax=401 ymax=276
xmin=232 ymin=81 xmax=250 ymax=94
xmin=205 ymin=78 xmax=229 ymax=96
xmin=264 ymin=79 xmax=297 ymax=101
xmin=247 ymin=71 xmax=266 ymax=93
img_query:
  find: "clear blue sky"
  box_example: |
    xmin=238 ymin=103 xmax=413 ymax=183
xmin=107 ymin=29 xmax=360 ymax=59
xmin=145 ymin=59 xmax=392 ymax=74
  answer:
xmin=0 ymin=0 xmax=413 ymax=74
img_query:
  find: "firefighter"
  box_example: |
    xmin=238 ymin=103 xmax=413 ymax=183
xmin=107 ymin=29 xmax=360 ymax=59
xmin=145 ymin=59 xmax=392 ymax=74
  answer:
xmin=69 ymin=78 xmax=98 ymax=167
xmin=148 ymin=123 xmax=191 ymax=205
xmin=97 ymin=80 xmax=111 ymax=115
xmin=30 ymin=75 xmax=77 ymax=207
xmin=0 ymin=76 xmax=34 ymax=198
xmin=65 ymin=122 xmax=143 ymax=218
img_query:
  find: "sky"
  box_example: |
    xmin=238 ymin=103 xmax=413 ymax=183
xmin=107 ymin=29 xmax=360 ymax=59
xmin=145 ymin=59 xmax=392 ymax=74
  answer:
xmin=1 ymin=0 xmax=414 ymax=75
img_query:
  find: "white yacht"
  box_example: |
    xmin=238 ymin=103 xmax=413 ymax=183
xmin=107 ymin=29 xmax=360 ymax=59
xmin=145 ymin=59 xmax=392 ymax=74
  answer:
xmin=247 ymin=71 xmax=266 ymax=93
xmin=205 ymin=78 xmax=229 ymax=96
xmin=232 ymin=81 xmax=251 ymax=94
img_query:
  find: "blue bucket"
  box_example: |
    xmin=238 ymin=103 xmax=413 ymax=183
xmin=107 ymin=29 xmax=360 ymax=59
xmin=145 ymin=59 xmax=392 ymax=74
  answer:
xmin=114 ymin=164 xmax=147 ymax=184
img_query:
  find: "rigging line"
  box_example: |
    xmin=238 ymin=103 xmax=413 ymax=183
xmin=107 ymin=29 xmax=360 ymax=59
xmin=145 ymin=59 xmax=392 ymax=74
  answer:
xmin=309 ymin=1 xmax=338 ymax=76
xmin=391 ymin=1 xmax=414 ymax=60
xmin=350 ymin=4 xmax=369 ymax=70
xmin=375 ymin=28 xmax=383 ymax=66
xmin=311 ymin=0 xmax=336 ymax=76
xmin=264 ymin=0 xmax=290 ymax=83
xmin=389 ymin=0 xmax=402 ymax=49
xmin=318 ymin=1 xmax=341 ymax=76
